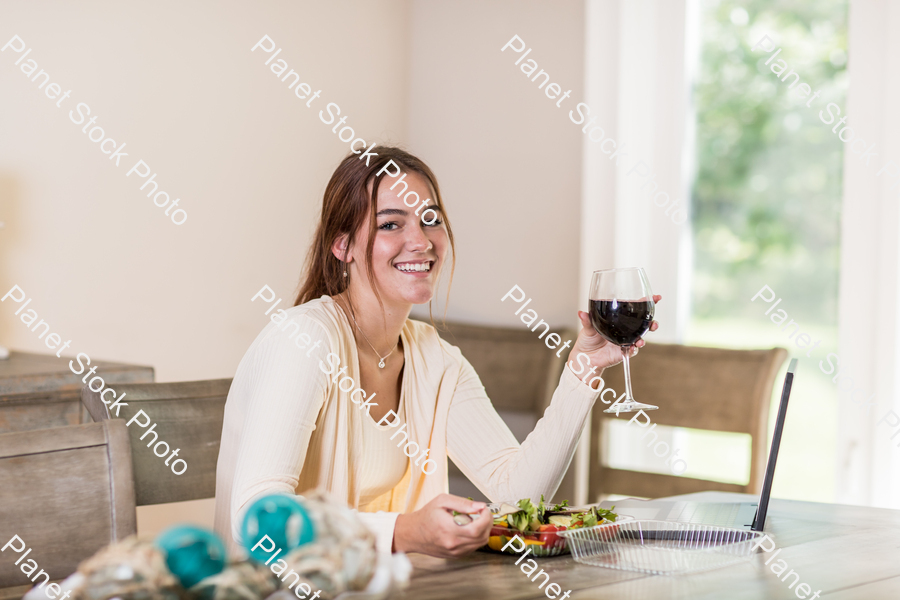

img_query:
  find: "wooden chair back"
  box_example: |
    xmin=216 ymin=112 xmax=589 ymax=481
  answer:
xmin=82 ymin=379 xmax=231 ymax=505
xmin=590 ymin=343 xmax=787 ymax=500
xmin=0 ymin=420 xmax=136 ymax=595
xmin=0 ymin=350 xmax=154 ymax=435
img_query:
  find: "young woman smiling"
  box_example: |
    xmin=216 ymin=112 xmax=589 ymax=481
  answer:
xmin=214 ymin=146 xmax=659 ymax=558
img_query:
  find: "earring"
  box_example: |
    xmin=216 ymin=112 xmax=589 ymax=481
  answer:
xmin=343 ymin=269 xmax=347 ymax=277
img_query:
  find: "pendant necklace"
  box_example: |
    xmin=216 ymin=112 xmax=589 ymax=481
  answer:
xmin=346 ymin=306 xmax=398 ymax=369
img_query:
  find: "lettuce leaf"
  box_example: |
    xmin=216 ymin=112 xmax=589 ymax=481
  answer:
xmin=512 ymin=498 xmax=542 ymax=532
xmin=570 ymin=505 xmax=618 ymax=529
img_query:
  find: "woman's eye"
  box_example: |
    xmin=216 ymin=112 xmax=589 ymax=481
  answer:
xmin=425 ymin=218 xmax=443 ymax=227
xmin=378 ymin=221 xmax=399 ymax=231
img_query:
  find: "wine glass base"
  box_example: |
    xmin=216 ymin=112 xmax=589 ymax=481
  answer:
xmin=603 ymin=400 xmax=658 ymax=414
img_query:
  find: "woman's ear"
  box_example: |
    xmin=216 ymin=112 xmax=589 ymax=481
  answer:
xmin=331 ymin=234 xmax=351 ymax=264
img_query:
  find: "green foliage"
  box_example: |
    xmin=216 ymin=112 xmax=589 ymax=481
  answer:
xmin=692 ymin=0 xmax=847 ymax=322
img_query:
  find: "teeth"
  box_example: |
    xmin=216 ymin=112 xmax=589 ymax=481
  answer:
xmin=396 ymin=262 xmax=431 ymax=272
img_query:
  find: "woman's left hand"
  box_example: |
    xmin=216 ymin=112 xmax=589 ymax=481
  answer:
xmin=567 ymin=295 xmax=662 ymax=388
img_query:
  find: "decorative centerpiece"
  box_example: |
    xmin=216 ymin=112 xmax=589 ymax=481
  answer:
xmin=22 ymin=491 xmax=410 ymax=600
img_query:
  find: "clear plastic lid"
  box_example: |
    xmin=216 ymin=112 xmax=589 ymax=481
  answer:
xmin=559 ymin=519 xmax=766 ymax=575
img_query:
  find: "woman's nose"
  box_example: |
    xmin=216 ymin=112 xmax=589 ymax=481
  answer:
xmin=406 ymin=221 xmax=432 ymax=250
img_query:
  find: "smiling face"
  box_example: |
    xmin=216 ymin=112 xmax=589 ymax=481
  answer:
xmin=336 ymin=169 xmax=449 ymax=308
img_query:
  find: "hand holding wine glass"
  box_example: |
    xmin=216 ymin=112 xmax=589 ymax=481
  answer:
xmin=572 ymin=300 xmax=661 ymax=371
xmin=588 ymin=268 xmax=657 ymax=413
xmin=567 ymin=272 xmax=660 ymax=398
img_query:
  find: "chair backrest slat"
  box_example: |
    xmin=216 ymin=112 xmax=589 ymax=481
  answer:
xmin=591 ymin=343 xmax=787 ymax=499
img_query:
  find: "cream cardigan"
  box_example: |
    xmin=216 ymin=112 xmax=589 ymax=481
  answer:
xmin=214 ymin=296 xmax=600 ymax=555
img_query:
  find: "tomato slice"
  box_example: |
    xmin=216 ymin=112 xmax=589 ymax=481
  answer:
xmin=536 ymin=524 xmax=565 ymax=546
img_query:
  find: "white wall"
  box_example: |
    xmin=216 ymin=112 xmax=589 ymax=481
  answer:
xmin=0 ymin=0 xmax=411 ymax=383
xmin=0 ymin=0 xmax=413 ymax=536
xmin=406 ymin=0 xmax=586 ymax=329
xmin=1 ymin=0 xmax=586 ymax=379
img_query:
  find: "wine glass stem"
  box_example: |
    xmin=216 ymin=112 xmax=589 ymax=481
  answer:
xmin=622 ymin=345 xmax=635 ymax=401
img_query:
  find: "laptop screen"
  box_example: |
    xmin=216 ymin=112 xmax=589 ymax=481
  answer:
xmin=751 ymin=358 xmax=797 ymax=531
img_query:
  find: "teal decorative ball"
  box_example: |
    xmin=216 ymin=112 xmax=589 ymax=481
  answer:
xmin=241 ymin=494 xmax=315 ymax=562
xmin=155 ymin=525 xmax=227 ymax=589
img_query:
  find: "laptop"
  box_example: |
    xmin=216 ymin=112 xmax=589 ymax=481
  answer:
xmin=598 ymin=357 xmax=798 ymax=532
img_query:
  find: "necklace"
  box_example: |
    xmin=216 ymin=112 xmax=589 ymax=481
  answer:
xmin=345 ymin=304 xmax=399 ymax=369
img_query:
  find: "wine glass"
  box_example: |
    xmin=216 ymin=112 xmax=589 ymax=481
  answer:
xmin=589 ymin=268 xmax=656 ymax=414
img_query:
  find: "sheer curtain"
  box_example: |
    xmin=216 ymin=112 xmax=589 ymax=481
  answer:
xmin=836 ymin=0 xmax=900 ymax=507
xmin=574 ymin=0 xmax=696 ymax=502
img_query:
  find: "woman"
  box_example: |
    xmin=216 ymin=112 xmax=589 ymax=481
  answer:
xmin=214 ymin=146 xmax=659 ymax=558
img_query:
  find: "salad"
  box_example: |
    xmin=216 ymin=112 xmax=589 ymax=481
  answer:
xmin=485 ymin=496 xmax=617 ymax=557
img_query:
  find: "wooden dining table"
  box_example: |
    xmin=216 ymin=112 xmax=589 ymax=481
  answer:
xmin=404 ymin=492 xmax=900 ymax=599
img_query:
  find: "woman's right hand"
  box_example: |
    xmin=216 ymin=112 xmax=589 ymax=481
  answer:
xmin=392 ymin=493 xmax=492 ymax=557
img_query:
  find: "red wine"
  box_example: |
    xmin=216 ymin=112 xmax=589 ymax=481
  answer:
xmin=589 ymin=299 xmax=654 ymax=346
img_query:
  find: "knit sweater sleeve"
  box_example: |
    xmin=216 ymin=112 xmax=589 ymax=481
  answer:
xmin=228 ymin=315 xmax=332 ymax=543
xmin=445 ymin=354 xmax=600 ymax=502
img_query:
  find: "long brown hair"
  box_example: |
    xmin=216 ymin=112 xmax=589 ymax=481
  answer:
xmin=295 ymin=146 xmax=456 ymax=324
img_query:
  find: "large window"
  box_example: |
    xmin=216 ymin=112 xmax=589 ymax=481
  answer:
xmin=687 ymin=0 xmax=848 ymax=502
